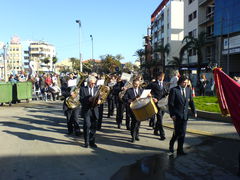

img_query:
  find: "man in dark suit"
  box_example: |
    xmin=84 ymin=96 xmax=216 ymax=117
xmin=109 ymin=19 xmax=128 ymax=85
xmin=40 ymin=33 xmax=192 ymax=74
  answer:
xmin=123 ymin=79 xmax=144 ymax=142
xmin=80 ymin=75 xmax=100 ymax=148
xmin=148 ymin=72 xmax=169 ymax=140
xmin=168 ymin=75 xmax=196 ymax=155
xmin=113 ymin=76 xmax=126 ymax=129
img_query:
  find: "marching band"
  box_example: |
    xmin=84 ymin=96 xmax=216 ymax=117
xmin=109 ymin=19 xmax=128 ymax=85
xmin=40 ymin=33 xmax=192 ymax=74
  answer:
xmin=62 ymin=71 xmax=177 ymax=149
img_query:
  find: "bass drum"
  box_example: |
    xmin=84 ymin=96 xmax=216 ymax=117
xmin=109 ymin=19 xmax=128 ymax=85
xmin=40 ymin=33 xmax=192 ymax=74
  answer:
xmin=130 ymin=97 xmax=158 ymax=121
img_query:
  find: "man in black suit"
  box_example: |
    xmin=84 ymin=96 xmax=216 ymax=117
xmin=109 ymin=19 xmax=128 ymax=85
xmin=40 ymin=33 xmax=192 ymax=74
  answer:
xmin=168 ymin=75 xmax=196 ymax=155
xmin=113 ymin=76 xmax=126 ymax=129
xmin=80 ymin=75 xmax=100 ymax=148
xmin=123 ymin=79 xmax=143 ymax=142
xmin=148 ymin=72 xmax=169 ymax=140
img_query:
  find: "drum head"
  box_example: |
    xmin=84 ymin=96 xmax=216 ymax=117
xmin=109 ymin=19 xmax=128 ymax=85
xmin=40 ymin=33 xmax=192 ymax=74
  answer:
xmin=130 ymin=97 xmax=150 ymax=110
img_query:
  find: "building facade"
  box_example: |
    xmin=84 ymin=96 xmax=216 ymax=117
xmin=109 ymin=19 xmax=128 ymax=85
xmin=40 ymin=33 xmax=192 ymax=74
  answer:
xmin=151 ymin=0 xmax=184 ymax=77
xmin=214 ymin=0 xmax=240 ymax=76
xmin=7 ymin=36 xmax=23 ymax=75
xmin=28 ymin=41 xmax=56 ymax=72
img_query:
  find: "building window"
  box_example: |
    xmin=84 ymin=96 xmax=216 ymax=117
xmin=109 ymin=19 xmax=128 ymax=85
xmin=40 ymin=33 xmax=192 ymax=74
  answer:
xmin=193 ymin=11 xmax=197 ymax=19
xmin=188 ymin=14 xmax=192 ymax=22
xmin=188 ymin=11 xmax=197 ymax=22
xmin=188 ymin=0 xmax=195 ymax=4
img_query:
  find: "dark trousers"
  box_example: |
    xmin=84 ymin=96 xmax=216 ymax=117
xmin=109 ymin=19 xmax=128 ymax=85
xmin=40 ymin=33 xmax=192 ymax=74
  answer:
xmin=65 ymin=107 xmax=81 ymax=134
xmin=169 ymin=119 xmax=187 ymax=152
xmin=149 ymin=114 xmax=156 ymax=127
xmin=97 ymin=104 xmax=104 ymax=129
xmin=130 ymin=111 xmax=141 ymax=140
xmin=83 ymin=110 xmax=97 ymax=144
xmin=155 ymin=108 xmax=165 ymax=137
xmin=125 ymin=104 xmax=131 ymax=129
xmin=116 ymin=101 xmax=124 ymax=125
xmin=107 ymin=97 xmax=114 ymax=117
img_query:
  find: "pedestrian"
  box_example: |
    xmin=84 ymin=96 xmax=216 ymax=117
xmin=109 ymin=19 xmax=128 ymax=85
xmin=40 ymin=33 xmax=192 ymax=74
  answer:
xmin=169 ymin=70 xmax=180 ymax=89
xmin=198 ymin=74 xmax=208 ymax=96
xmin=168 ymin=75 xmax=197 ymax=155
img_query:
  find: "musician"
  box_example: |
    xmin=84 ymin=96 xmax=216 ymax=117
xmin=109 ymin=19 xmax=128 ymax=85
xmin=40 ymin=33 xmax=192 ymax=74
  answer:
xmin=107 ymin=75 xmax=116 ymax=118
xmin=62 ymin=86 xmax=82 ymax=136
xmin=168 ymin=76 xmax=196 ymax=155
xmin=80 ymin=75 xmax=100 ymax=148
xmin=112 ymin=76 xmax=125 ymax=129
xmin=123 ymin=79 xmax=143 ymax=142
xmin=147 ymin=72 xmax=169 ymax=140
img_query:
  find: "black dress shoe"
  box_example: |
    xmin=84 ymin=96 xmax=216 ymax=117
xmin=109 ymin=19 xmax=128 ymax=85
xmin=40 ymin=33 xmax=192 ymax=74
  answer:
xmin=135 ymin=137 xmax=140 ymax=141
xmin=131 ymin=138 xmax=135 ymax=143
xmin=90 ymin=143 xmax=98 ymax=148
xmin=160 ymin=136 xmax=166 ymax=141
xmin=177 ymin=151 xmax=187 ymax=156
xmin=117 ymin=124 xmax=121 ymax=129
xmin=169 ymin=146 xmax=174 ymax=153
xmin=154 ymin=130 xmax=159 ymax=136
xmin=75 ymin=130 xmax=82 ymax=136
xmin=83 ymin=143 xmax=89 ymax=148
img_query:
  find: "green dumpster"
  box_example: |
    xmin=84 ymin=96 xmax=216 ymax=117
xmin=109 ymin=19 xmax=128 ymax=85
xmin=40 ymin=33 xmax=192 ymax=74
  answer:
xmin=0 ymin=83 xmax=13 ymax=106
xmin=13 ymin=82 xmax=33 ymax=102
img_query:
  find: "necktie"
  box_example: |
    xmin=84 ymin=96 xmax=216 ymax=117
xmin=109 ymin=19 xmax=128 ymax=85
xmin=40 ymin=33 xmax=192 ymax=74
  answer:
xmin=182 ymin=88 xmax=185 ymax=98
xmin=159 ymin=82 xmax=163 ymax=89
xmin=134 ymin=89 xmax=138 ymax=96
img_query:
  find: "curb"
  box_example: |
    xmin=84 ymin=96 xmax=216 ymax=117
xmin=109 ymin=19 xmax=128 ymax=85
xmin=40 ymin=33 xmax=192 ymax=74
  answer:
xmin=163 ymin=123 xmax=238 ymax=141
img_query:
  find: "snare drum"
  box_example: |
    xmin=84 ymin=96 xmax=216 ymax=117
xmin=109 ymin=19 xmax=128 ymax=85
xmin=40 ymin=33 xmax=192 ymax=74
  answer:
xmin=130 ymin=97 xmax=158 ymax=121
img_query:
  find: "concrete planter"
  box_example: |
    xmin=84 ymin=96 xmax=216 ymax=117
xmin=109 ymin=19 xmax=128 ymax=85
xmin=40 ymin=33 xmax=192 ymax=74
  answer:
xmin=196 ymin=110 xmax=232 ymax=123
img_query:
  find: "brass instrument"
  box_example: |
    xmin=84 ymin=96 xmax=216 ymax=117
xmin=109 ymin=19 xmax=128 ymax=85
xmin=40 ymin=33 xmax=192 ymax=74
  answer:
xmin=118 ymin=77 xmax=133 ymax=100
xmin=65 ymin=72 xmax=87 ymax=109
xmin=91 ymin=74 xmax=111 ymax=107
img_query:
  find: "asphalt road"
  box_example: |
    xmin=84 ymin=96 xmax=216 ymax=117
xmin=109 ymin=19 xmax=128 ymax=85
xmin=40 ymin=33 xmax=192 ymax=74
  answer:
xmin=0 ymin=101 xmax=239 ymax=180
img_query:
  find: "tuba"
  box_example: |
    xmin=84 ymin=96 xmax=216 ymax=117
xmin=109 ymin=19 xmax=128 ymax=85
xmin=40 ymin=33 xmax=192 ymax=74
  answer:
xmin=65 ymin=72 xmax=87 ymax=109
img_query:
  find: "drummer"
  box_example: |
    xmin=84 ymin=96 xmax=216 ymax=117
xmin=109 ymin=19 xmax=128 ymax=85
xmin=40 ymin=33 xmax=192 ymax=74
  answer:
xmin=123 ymin=79 xmax=144 ymax=143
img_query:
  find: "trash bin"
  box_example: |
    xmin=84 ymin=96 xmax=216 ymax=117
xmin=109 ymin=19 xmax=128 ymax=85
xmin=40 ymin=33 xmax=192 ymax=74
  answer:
xmin=13 ymin=82 xmax=33 ymax=102
xmin=0 ymin=83 xmax=13 ymax=106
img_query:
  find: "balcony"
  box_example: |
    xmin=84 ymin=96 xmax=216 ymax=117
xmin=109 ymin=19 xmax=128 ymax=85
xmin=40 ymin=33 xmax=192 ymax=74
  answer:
xmin=199 ymin=0 xmax=209 ymax=7
xmin=199 ymin=13 xmax=214 ymax=26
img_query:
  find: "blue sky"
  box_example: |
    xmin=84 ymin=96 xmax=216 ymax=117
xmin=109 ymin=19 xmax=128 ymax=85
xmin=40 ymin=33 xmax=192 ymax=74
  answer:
xmin=0 ymin=0 xmax=161 ymax=62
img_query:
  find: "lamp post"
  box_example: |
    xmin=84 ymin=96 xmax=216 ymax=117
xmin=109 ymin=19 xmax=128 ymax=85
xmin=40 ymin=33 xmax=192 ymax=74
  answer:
xmin=90 ymin=35 xmax=94 ymax=60
xmin=76 ymin=20 xmax=82 ymax=72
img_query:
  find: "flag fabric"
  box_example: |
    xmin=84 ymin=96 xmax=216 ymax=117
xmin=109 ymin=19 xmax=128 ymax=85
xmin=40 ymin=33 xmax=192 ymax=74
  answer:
xmin=213 ymin=68 xmax=240 ymax=135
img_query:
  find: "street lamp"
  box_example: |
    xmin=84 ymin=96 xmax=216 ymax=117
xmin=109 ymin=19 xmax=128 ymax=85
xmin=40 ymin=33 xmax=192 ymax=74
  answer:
xmin=90 ymin=35 xmax=94 ymax=60
xmin=75 ymin=20 xmax=82 ymax=72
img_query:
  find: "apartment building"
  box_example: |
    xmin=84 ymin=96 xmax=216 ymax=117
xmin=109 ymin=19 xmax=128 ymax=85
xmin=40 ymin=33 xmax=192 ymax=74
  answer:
xmin=28 ymin=41 xmax=56 ymax=72
xmin=151 ymin=0 xmax=184 ymax=75
xmin=6 ymin=36 xmax=23 ymax=75
xmin=198 ymin=0 xmax=215 ymax=66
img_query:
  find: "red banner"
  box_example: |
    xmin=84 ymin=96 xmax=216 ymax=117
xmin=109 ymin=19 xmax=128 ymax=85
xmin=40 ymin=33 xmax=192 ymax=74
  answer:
xmin=213 ymin=68 xmax=240 ymax=135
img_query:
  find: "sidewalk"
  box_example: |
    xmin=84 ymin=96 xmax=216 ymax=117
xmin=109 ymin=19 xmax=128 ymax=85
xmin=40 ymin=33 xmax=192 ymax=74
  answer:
xmin=163 ymin=113 xmax=239 ymax=140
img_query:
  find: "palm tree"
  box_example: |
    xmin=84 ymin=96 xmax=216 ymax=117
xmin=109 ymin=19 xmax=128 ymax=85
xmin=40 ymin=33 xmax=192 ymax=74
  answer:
xmin=180 ymin=32 xmax=206 ymax=76
xmin=135 ymin=49 xmax=145 ymax=65
xmin=154 ymin=43 xmax=170 ymax=72
xmin=168 ymin=56 xmax=182 ymax=67
xmin=42 ymin=57 xmax=50 ymax=72
xmin=52 ymin=56 xmax=58 ymax=72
